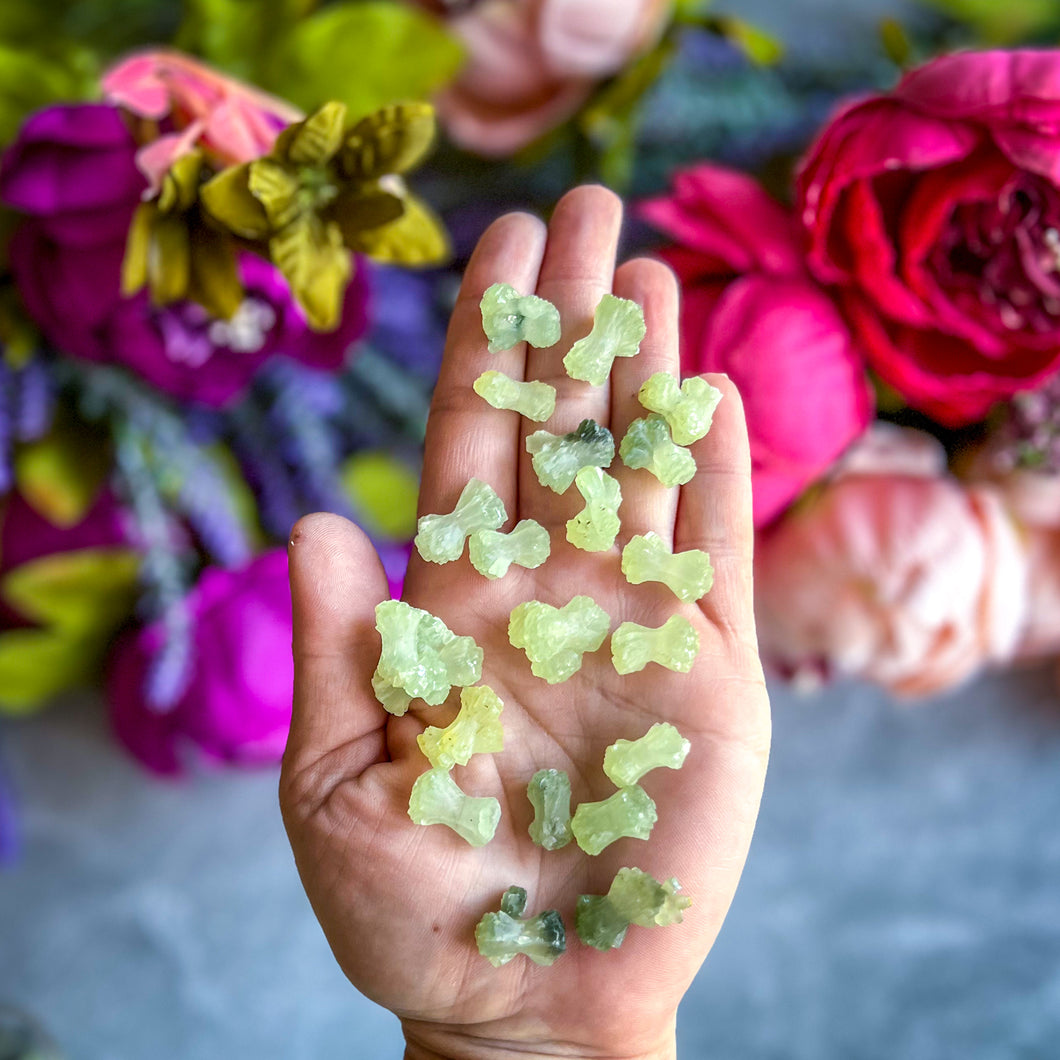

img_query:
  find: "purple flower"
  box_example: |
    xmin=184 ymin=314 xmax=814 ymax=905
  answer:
xmin=106 ymin=549 xmax=294 ymax=774
xmin=1 ymin=104 xmax=370 ymax=406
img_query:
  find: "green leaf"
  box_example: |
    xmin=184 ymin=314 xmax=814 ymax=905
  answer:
xmin=201 ymin=163 xmax=273 ymax=239
xmin=14 ymin=417 xmax=111 ymax=527
xmin=341 ymin=102 xmax=437 ymax=178
xmin=716 ymin=16 xmax=784 ymax=65
xmin=271 ymin=1 xmax=464 ymax=117
xmin=188 ymin=227 xmax=244 ymax=321
xmin=147 ymin=213 xmax=193 ymax=306
xmin=277 ymin=100 xmax=347 ymax=167
xmin=0 ymin=628 xmax=103 ymax=714
xmin=341 ymin=450 xmax=419 ymax=540
xmin=347 ymin=193 xmax=449 ymax=267
xmin=247 ymin=158 xmax=302 ymax=228
xmin=271 ymin=213 xmax=351 ymax=330
xmin=1 ymin=548 xmax=140 ymax=633
xmin=330 ymin=186 xmax=405 ymax=243
xmin=121 ymin=201 xmax=154 ymax=298
xmin=917 ymin=0 xmax=1059 ymax=41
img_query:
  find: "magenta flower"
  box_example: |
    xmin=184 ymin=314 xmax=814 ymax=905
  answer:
xmin=107 ymin=550 xmax=294 ymax=775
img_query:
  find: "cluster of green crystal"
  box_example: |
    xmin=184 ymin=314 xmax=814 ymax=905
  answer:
xmin=468 ymin=519 xmax=550 ymax=579
xmin=576 ymin=868 xmax=691 ymax=951
xmin=603 ymin=723 xmax=691 ymax=788
xmin=638 ymin=372 xmax=723 ymax=445
xmin=508 ymin=596 xmax=610 ymax=683
xmin=418 ymin=685 xmax=505 ymax=770
xmin=527 ymin=769 xmax=573 ymax=850
xmin=563 ymin=294 xmax=647 ymax=386
xmin=570 ymin=785 xmax=657 ymax=856
xmin=612 ymin=615 xmax=699 ymax=675
xmin=372 ymin=601 xmax=483 ymax=715
xmin=621 ymin=532 xmax=713 ymax=603
xmin=415 ymin=478 xmax=507 ymax=564
xmin=408 ymin=768 xmax=501 ymax=847
xmin=475 ymin=886 xmax=567 ymax=967
xmin=473 ymin=371 xmax=557 ymax=422
xmin=566 ymin=467 xmax=622 ymax=552
xmin=480 ymin=283 xmax=562 ymax=353
xmin=525 ymin=419 xmax=615 ymax=493
xmin=619 ymin=415 xmax=696 ymax=488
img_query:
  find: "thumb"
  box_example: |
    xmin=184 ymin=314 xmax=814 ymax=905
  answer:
xmin=282 ymin=512 xmax=391 ymax=800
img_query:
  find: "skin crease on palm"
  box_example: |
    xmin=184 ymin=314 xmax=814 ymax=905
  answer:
xmin=280 ymin=186 xmax=772 ymax=1060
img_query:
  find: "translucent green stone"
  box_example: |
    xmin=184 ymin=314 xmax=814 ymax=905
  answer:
xmin=619 ymin=415 xmax=696 ymax=487
xmin=638 ymin=372 xmax=723 ymax=445
xmin=480 ymin=282 xmax=561 ymax=353
xmin=576 ymin=868 xmax=691 ymax=949
xmin=468 ymin=519 xmax=550 ymax=579
xmin=563 ymin=294 xmax=646 ymax=386
xmin=570 ymin=785 xmax=657 ymax=856
xmin=473 ymin=371 xmax=557 ymax=422
xmin=508 ymin=596 xmax=610 ymax=684
xmin=408 ymin=767 xmax=500 ymax=847
xmin=415 ymin=478 xmax=507 ymax=564
xmin=611 ymin=615 xmax=699 ymax=675
xmin=475 ymin=886 xmax=566 ymax=967
xmin=620 ymin=531 xmax=713 ymax=603
xmin=603 ymin=722 xmax=690 ymax=788
xmin=525 ymin=419 xmax=615 ymax=494
xmin=373 ymin=600 xmax=483 ymax=715
xmin=566 ymin=467 xmax=621 ymax=552
xmin=527 ymin=769 xmax=573 ymax=850
xmin=417 ymin=685 xmax=505 ymax=770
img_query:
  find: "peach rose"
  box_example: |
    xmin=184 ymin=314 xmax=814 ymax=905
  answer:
xmin=755 ymin=427 xmax=1029 ymax=697
xmin=427 ymin=0 xmax=670 ymax=156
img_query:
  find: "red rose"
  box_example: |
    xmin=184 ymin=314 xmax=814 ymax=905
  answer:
xmin=799 ymin=50 xmax=1060 ymax=426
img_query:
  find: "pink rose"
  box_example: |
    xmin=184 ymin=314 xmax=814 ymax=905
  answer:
xmin=798 ymin=50 xmax=1060 ymax=427
xmin=426 ymin=0 xmax=670 ymax=156
xmin=102 ymin=50 xmax=302 ymax=189
xmin=107 ymin=550 xmax=293 ymax=774
xmin=641 ymin=164 xmax=874 ymax=526
xmin=754 ymin=428 xmax=1029 ymax=697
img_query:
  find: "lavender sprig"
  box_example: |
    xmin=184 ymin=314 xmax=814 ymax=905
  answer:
xmin=13 ymin=354 xmax=56 ymax=443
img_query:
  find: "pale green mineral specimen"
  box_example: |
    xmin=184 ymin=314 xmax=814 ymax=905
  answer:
xmin=417 ymin=685 xmax=505 ymax=770
xmin=638 ymin=372 xmax=723 ymax=445
xmin=611 ymin=615 xmax=699 ymax=675
xmin=408 ymin=767 xmax=500 ymax=847
xmin=619 ymin=415 xmax=696 ymax=488
xmin=527 ymin=769 xmax=573 ymax=850
xmin=525 ymin=419 xmax=615 ymax=493
xmin=508 ymin=596 xmax=610 ymax=683
xmin=576 ymin=868 xmax=691 ymax=950
xmin=373 ymin=600 xmax=483 ymax=715
xmin=480 ymin=282 xmax=561 ymax=353
xmin=473 ymin=371 xmax=556 ymax=422
xmin=563 ymin=294 xmax=646 ymax=386
xmin=566 ymin=467 xmax=621 ymax=552
xmin=620 ymin=531 xmax=713 ymax=603
xmin=570 ymin=785 xmax=657 ymax=856
xmin=468 ymin=519 xmax=550 ymax=579
xmin=474 ymin=886 xmax=566 ymax=967
xmin=415 ymin=478 xmax=507 ymax=564
xmin=603 ymin=722 xmax=691 ymax=788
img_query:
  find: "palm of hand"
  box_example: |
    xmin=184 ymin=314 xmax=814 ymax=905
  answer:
xmin=281 ymin=187 xmax=770 ymax=1060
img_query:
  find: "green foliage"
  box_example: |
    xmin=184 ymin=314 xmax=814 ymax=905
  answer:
xmin=341 ymin=449 xmax=419 ymax=540
xmin=917 ymin=0 xmax=1060 ymax=42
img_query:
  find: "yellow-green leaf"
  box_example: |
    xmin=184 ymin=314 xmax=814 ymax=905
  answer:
xmin=188 ymin=228 xmax=244 ymax=321
xmin=158 ymin=150 xmax=205 ymax=214
xmin=341 ymin=450 xmax=419 ymax=540
xmin=330 ymin=186 xmax=405 ymax=243
xmin=277 ymin=100 xmax=347 ymax=167
xmin=147 ymin=213 xmax=193 ymax=306
xmin=348 ymin=193 xmax=449 ymax=267
xmin=341 ymin=103 xmax=436 ymax=179
xmin=201 ymin=163 xmax=273 ymax=239
xmin=247 ymin=158 xmax=302 ymax=228
xmin=121 ymin=201 xmax=154 ymax=298
xmin=0 ymin=629 xmax=103 ymax=714
xmin=271 ymin=213 xmax=351 ymax=331
xmin=1 ymin=547 xmax=140 ymax=632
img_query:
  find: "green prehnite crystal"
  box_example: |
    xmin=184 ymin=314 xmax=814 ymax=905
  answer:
xmin=566 ymin=467 xmax=622 ymax=552
xmin=638 ymin=372 xmax=723 ymax=445
xmin=417 ymin=685 xmax=505 ymax=769
xmin=611 ymin=615 xmax=699 ymax=675
xmin=473 ymin=371 xmax=557 ymax=422
xmin=468 ymin=519 xmax=550 ymax=579
xmin=508 ymin=596 xmax=610 ymax=684
xmin=372 ymin=600 xmax=483 ymax=715
xmin=603 ymin=723 xmax=691 ymax=788
xmin=475 ymin=886 xmax=567 ymax=967
xmin=620 ymin=531 xmax=713 ymax=603
xmin=480 ymin=283 xmax=561 ymax=353
xmin=576 ymin=868 xmax=691 ymax=950
xmin=408 ymin=767 xmax=500 ymax=847
xmin=527 ymin=769 xmax=573 ymax=850
xmin=619 ymin=415 xmax=696 ymax=488
xmin=525 ymin=419 xmax=615 ymax=494
xmin=570 ymin=785 xmax=658 ymax=856
xmin=563 ymin=294 xmax=646 ymax=386
xmin=415 ymin=478 xmax=507 ymax=564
